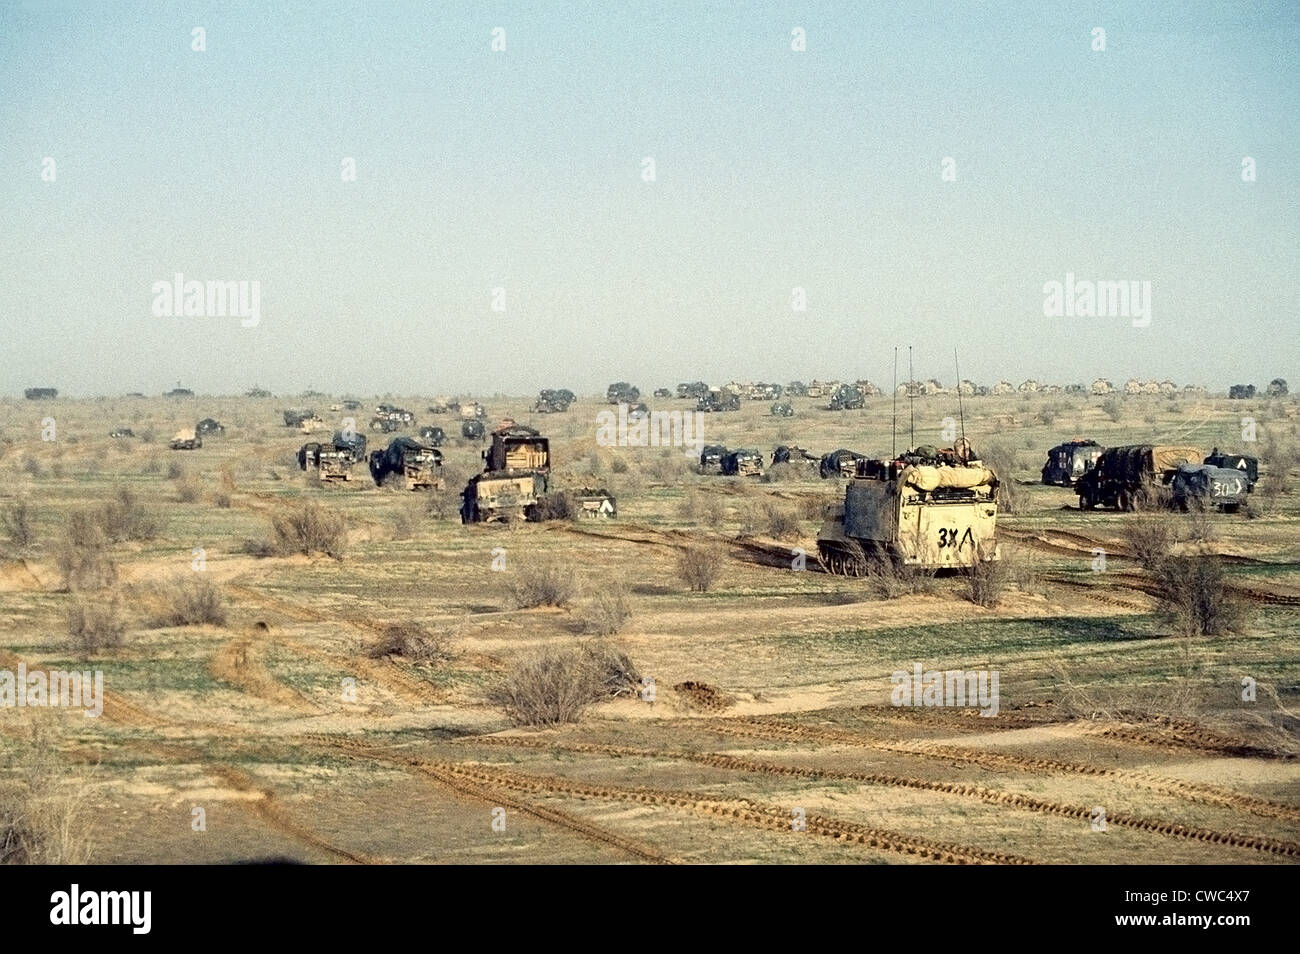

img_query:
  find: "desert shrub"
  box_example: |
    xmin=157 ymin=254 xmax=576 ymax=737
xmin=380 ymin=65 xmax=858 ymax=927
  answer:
xmin=677 ymin=492 xmax=723 ymax=528
xmin=66 ymin=595 xmax=125 ymax=653
xmin=49 ymin=463 xmax=64 ymax=479
xmin=580 ymin=586 xmax=632 ymax=635
xmin=21 ymin=458 xmax=45 ymax=479
xmin=1 ymin=498 xmax=35 ymax=550
xmin=488 ymin=643 xmax=638 ymax=727
xmin=647 ymin=454 xmax=689 ymax=483
xmin=1122 ymin=513 xmax=1175 ymax=569
xmin=1101 ymin=397 xmax=1123 ymax=422
xmin=504 ymin=559 xmax=580 ymax=608
xmin=239 ymin=537 xmax=277 ymax=558
xmin=391 ymin=508 xmax=416 ymax=540
xmin=1183 ymin=505 xmax=1216 ymax=544
xmin=864 ymin=559 xmax=936 ymax=599
xmin=175 ymin=475 xmax=203 ymax=503
xmin=1132 ymin=484 xmax=1173 ymax=513
xmin=270 ymin=502 xmax=347 ymax=558
xmin=95 ymin=487 xmax=162 ymax=542
xmin=611 ymin=457 xmax=629 ymax=474
xmin=762 ymin=462 xmax=795 ymax=483
xmin=166 ymin=461 xmax=185 ymax=480
xmin=1152 ymin=555 xmax=1246 ymax=637
xmin=980 ymin=443 xmax=1020 ymax=514
xmin=678 ymin=543 xmax=724 ymax=592
xmin=532 ymin=491 xmax=577 ymax=522
xmin=961 ymin=549 xmax=1010 ymax=607
xmin=424 ymin=486 xmax=461 ymax=520
xmin=150 ymin=577 xmax=227 ymax=627
xmin=0 ymin=730 xmax=94 ymax=864
xmin=213 ymin=491 xmax=233 ymax=509
xmin=56 ymin=540 xmax=117 ymax=593
xmin=140 ymin=457 xmax=161 ymax=475
xmin=366 ymin=622 xmax=452 ymax=663
xmin=764 ymin=502 xmax=803 ymax=541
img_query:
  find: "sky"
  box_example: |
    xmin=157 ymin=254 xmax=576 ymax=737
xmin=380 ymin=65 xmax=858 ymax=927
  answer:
xmin=1 ymin=0 xmax=1297 ymax=397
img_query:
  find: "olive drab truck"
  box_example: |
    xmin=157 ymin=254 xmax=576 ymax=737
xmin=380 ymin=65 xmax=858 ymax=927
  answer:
xmin=1041 ymin=439 xmax=1102 ymax=486
xmin=1076 ymin=444 xmax=1202 ymax=511
xmin=368 ymin=436 xmax=443 ymax=491
xmin=817 ymin=443 xmax=999 ymax=574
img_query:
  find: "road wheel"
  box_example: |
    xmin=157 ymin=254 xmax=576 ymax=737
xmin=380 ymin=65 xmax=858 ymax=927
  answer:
xmin=1079 ymin=491 xmax=1091 ymax=511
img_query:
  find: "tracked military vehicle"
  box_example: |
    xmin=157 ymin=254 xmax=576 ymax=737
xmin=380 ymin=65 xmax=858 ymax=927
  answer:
xmin=461 ymin=419 xmax=485 ymax=441
xmin=534 ymin=389 xmax=575 ymax=413
xmin=817 ymin=443 xmax=999 ymax=573
xmin=696 ymin=391 xmax=740 ymax=413
xmin=827 ymin=384 xmax=864 ymax=411
xmin=770 ymin=402 xmax=794 ymax=417
xmin=418 ymin=426 xmax=447 ymax=447
xmin=819 ymin=448 xmax=865 ymax=479
xmin=699 ymin=444 xmax=727 ymax=473
xmin=772 ymin=445 xmax=818 ymax=470
xmin=460 ymin=424 xmax=614 ymax=522
xmin=1041 ymin=439 xmax=1102 ymax=486
xmin=676 ymin=381 xmax=710 ymax=400
xmin=283 ymin=408 xmax=316 ymax=427
xmin=169 ymin=428 xmax=202 ymax=450
xmin=721 ymin=448 xmax=763 ymax=477
xmin=369 ymin=436 xmax=443 ymax=491
xmin=606 ymin=382 xmax=640 ymax=404
xmin=299 ymin=431 xmax=367 ymax=482
xmin=1076 ymin=444 xmax=1202 ymax=511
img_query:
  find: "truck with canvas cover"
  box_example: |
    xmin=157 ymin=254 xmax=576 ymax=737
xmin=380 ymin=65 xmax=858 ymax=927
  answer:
xmin=300 ymin=431 xmax=367 ymax=481
xmin=169 ymin=428 xmax=202 ymax=450
xmin=772 ymin=445 xmax=818 ymax=470
xmin=820 ymin=448 xmax=865 ymax=479
xmin=1041 ymin=439 xmax=1102 ymax=486
xmin=721 ymin=448 xmax=763 ymax=477
xmin=1076 ymin=444 xmax=1202 ymax=511
xmin=369 ymin=436 xmax=443 ymax=491
xmin=699 ymin=444 xmax=727 ymax=473
xmin=1171 ymin=463 xmax=1248 ymax=513
xmin=817 ymin=446 xmax=999 ymax=574
xmin=460 ymin=424 xmax=613 ymax=522
xmin=827 ymin=384 xmax=864 ymax=411
xmin=1204 ymin=448 xmax=1258 ymax=491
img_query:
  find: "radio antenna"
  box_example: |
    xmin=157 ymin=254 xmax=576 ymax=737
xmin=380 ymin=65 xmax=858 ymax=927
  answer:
xmin=891 ymin=347 xmax=898 ymax=458
xmin=954 ymin=348 xmax=966 ymax=445
xmin=908 ymin=345 xmax=915 ymax=451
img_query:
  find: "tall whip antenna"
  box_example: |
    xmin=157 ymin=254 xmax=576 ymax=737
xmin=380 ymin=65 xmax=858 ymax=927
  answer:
xmin=908 ymin=345 xmax=915 ymax=451
xmin=892 ymin=346 xmax=898 ymax=458
xmin=954 ymin=348 xmax=966 ymax=445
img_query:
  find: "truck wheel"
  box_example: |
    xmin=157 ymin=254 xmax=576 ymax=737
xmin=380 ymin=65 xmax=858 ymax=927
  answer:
xmin=1078 ymin=492 xmax=1091 ymax=511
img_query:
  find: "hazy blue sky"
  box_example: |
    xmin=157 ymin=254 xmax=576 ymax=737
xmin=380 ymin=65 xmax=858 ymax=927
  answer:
xmin=2 ymin=0 xmax=1297 ymax=396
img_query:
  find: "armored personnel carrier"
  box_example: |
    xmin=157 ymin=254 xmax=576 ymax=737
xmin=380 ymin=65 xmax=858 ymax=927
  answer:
xmin=418 ymin=426 xmax=447 ymax=447
xmin=299 ymin=431 xmax=367 ymax=482
xmin=827 ymin=384 xmax=864 ymax=411
xmin=721 ymin=448 xmax=763 ymax=477
xmin=461 ymin=419 xmax=486 ymax=441
xmin=696 ymin=391 xmax=741 ymax=413
xmin=461 ymin=424 xmax=614 ymax=522
xmin=817 ymin=443 xmax=999 ymax=574
xmin=606 ymin=382 xmax=640 ymax=404
xmin=819 ymin=448 xmax=865 ymax=479
xmin=368 ymin=436 xmax=443 ymax=491
xmin=534 ymin=389 xmax=575 ymax=413
xmin=770 ymin=402 xmax=794 ymax=417
xmin=772 ymin=445 xmax=819 ymax=470
xmin=699 ymin=444 xmax=728 ymax=473
xmin=169 ymin=428 xmax=202 ymax=450
xmin=1041 ymin=439 xmax=1102 ymax=486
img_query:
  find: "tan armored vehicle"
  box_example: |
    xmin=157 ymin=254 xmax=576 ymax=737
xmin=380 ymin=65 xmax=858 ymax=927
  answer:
xmin=169 ymin=428 xmax=202 ymax=450
xmin=817 ymin=444 xmax=999 ymax=574
xmin=461 ymin=425 xmax=614 ymax=522
xmin=369 ymin=437 xmax=443 ymax=491
xmin=298 ymin=432 xmax=367 ymax=482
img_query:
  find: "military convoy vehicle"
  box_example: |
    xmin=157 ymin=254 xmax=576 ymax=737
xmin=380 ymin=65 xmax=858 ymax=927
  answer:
xmin=299 ymin=431 xmax=368 ymax=482
xmin=109 ymin=428 xmax=134 ymax=439
xmin=418 ymin=426 xmax=447 ymax=446
xmin=455 ymin=400 xmax=487 ymax=420
xmin=699 ymin=444 xmax=727 ymax=473
xmin=196 ymin=418 xmax=225 ymax=436
xmin=342 ymin=399 xmax=363 ymax=411
xmin=819 ymin=448 xmax=865 ymax=478
xmin=1076 ymin=444 xmax=1202 ymax=511
xmin=24 ymin=387 xmax=58 ymax=400
xmin=368 ymin=436 xmax=443 ymax=491
xmin=721 ymin=448 xmax=764 ymax=477
xmin=817 ymin=443 xmax=1000 ymax=574
xmin=827 ymin=384 xmax=865 ymax=411
xmin=1041 ymin=439 xmax=1102 ymax=486
xmin=169 ymin=428 xmax=202 ymax=450
xmin=748 ymin=383 xmax=783 ymax=401
xmin=653 ymin=388 xmax=672 ymax=399
xmin=785 ymin=381 xmax=808 ymax=397
xmin=371 ymin=414 xmax=403 ymax=433
xmin=461 ymin=425 xmax=614 ymax=522
xmin=283 ymin=409 xmax=316 ymax=427
xmin=606 ymin=382 xmax=640 ymax=404
xmin=1204 ymin=448 xmax=1258 ymax=491
xmin=770 ymin=402 xmax=794 ymax=417
xmin=534 ymin=389 xmax=575 ymax=413
xmin=461 ymin=420 xmax=486 ymax=441
xmin=697 ymin=391 xmax=741 ymax=413
xmin=676 ymin=381 xmax=710 ymax=400
xmin=772 ymin=445 xmax=818 ymax=470
xmin=628 ymin=402 xmax=650 ymax=421
xmin=1171 ymin=463 xmax=1249 ymax=513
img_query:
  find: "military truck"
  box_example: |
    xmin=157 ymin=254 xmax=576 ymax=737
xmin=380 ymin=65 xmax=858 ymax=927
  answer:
xmin=196 ymin=418 xmax=225 ymax=436
xmin=699 ymin=444 xmax=727 ymax=473
xmin=1041 ymin=439 xmax=1102 ymax=486
xmin=1171 ymin=463 xmax=1248 ymax=513
xmin=169 ymin=428 xmax=202 ymax=450
xmin=534 ymin=389 xmax=575 ymax=413
xmin=770 ymin=402 xmax=794 ymax=417
xmin=697 ymin=391 xmax=741 ymax=413
xmin=628 ymin=402 xmax=650 ymax=421
xmin=299 ymin=431 xmax=366 ymax=482
xmin=827 ymin=384 xmax=864 ymax=411
xmin=819 ymin=448 xmax=865 ymax=479
xmin=461 ymin=420 xmax=486 ymax=441
xmin=606 ymin=382 xmax=640 ymax=404
xmin=785 ymin=381 xmax=808 ymax=397
xmin=817 ymin=445 xmax=999 ymax=574
xmin=283 ymin=409 xmax=316 ymax=427
xmin=772 ymin=445 xmax=818 ymax=470
xmin=1076 ymin=444 xmax=1202 ymax=511
xmin=24 ymin=388 xmax=58 ymax=400
xmin=1204 ymin=448 xmax=1258 ymax=491
xmin=722 ymin=448 xmax=764 ymax=477
xmin=418 ymin=426 xmax=447 ymax=447
xmin=461 ymin=425 xmax=614 ymax=522
xmin=368 ymin=436 xmax=443 ymax=491
xmin=371 ymin=414 xmax=403 ymax=434
xmin=653 ymin=388 xmax=672 ymax=399
xmin=676 ymin=381 xmax=710 ymax=400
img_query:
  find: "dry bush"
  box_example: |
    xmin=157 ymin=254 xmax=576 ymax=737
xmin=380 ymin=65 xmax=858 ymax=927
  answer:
xmin=504 ymin=559 xmax=580 ymax=608
xmin=647 ymin=454 xmax=689 ymax=483
xmin=21 ymin=457 xmax=46 ymax=479
xmin=66 ymin=595 xmax=125 ymax=653
xmin=678 ymin=543 xmax=724 ymax=592
xmin=980 ymin=443 xmax=1020 ymax=514
xmin=961 ymin=549 xmax=1010 ymax=607
xmin=864 ymin=559 xmax=936 ymax=599
xmin=762 ymin=462 xmax=795 ymax=483
xmin=1133 ymin=484 xmax=1173 ymax=513
xmin=56 ymin=539 xmax=117 ymax=593
xmin=213 ymin=491 xmax=233 ymax=509
xmin=175 ymin=474 xmax=204 ymax=503
xmin=1101 ymin=397 xmax=1123 ymax=422
xmin=1152 ymin=555 xmax=1246 ymax=637
xmin=580 ymin=586 xmax=632 ymax=635
xmin=269 ymin=502 xmax=347 ymax=559
xmin=488 ymin=642 xmax=639 ymax=726
xmin=532 ymin=491 xmax=578 ymax=522
xmin=140 ymin=457 xmax=161 ymax=475
xmin=610 ymin=457 xmax=629 ymax=474
xmin=166 ymin=461 xmax=185 ymax=480
xmin=95 ymin=487 xmax=163 ymax=542
xmin=1122 ymin=512 xmax=1175 ymax=569
xmin=366 ymin=622 xmax=452 ymax=663
xmin=390 ymin=508 xmax=416 ymax=540
xmin=677 ymin=492 xmax=723 ymax=528
xmin=1002 ymin=544 xmax=1043 ymax=595
xmin=150 ymin=576 xmax=228 ymax=627
xmin=763 ymin=501 xmax=803 ymax=541
xmin=1 ymin=498 xmax=35 ymax=550
xmin=0 ymin=728 xmax=94 ymax=864
xmin=1182 ymin=505 xmax=1216 ymax=543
